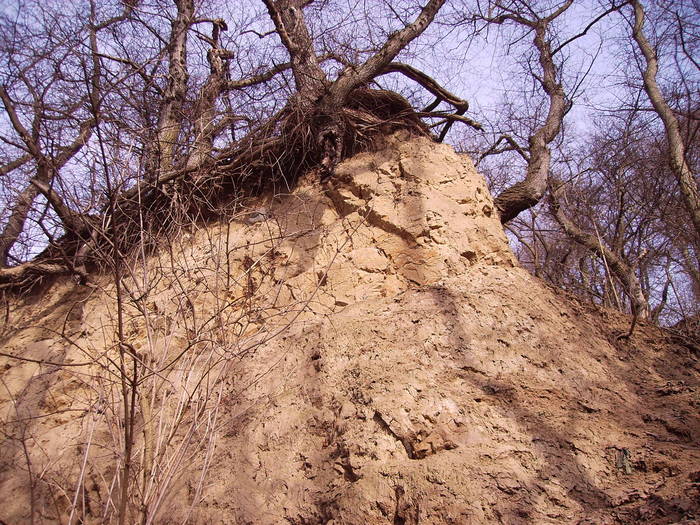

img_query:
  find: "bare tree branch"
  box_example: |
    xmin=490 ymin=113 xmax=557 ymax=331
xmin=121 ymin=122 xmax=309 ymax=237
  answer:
xmin=329 ymin=0 xmax=446 ymax=101
xmin=550 ymin=177 xmax=649 ymax=319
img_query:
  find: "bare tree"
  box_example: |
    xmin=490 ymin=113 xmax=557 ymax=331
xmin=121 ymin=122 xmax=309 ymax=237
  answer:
xmin=627 ymin=0 xmax=700 ymax=241
xmin=0 ymin=0 xmax=481 ymax=289
xmin=458 ymin=0 xmax=698 ymax=325
xmin=513 ymin=107 xmax=697 ymax=325
xmin=463 ymin=0 xmax=576 ymax=224
xmin=549 ymin=177 xmax=651 ymax=321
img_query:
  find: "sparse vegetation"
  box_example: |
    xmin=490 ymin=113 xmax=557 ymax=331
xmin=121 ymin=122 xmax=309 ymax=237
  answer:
xmin=0 ymin=1 xmax=698 ymax=523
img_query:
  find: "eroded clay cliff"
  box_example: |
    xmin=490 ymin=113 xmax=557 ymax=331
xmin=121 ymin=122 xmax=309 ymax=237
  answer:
xmin=1 ymin=133 xmax=698 ymax=524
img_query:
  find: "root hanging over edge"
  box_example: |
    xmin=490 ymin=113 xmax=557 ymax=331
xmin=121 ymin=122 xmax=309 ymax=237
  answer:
xmin=0 ymin=88 xmax=432 ymax=293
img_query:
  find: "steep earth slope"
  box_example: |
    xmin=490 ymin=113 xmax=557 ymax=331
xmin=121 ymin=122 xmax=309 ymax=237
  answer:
xmin=1 ymin=133 xmax=698 ymax=524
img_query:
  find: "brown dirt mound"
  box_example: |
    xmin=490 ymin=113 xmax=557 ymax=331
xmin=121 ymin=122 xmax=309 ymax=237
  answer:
xmin=1 ymin=133 xmax=698 ymax=524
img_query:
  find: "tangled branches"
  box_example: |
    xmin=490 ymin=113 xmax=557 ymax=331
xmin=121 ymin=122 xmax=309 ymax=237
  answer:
xmin=0 ymin=0 xmax=484 ymax=291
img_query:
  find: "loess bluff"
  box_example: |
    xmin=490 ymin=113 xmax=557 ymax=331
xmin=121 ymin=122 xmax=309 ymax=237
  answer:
xmin=1 ymin=133 xmax=699 ymax=524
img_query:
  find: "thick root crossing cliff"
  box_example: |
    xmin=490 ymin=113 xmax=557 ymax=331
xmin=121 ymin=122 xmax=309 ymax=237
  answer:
xmin=1 ymin=133 xmax=698 ymax=524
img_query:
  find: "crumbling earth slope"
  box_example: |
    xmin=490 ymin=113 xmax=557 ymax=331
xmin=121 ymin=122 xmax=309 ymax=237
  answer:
xmin=1 ymin=133 xmax=698 ymax=524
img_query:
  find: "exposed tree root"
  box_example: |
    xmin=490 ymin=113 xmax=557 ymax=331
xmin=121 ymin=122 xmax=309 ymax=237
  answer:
xmin=0 ymin=88 xmax=432 ymax=292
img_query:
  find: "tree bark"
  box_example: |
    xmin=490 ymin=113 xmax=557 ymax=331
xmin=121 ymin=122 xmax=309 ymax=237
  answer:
xmin=0 ymin=183 xmax=40 ymax=267
xmin=494 ymin=18 xmax=568 ymax=224
xmin=154 ymin=0 xmax=194 ymax=179
xmin=262 ymin=0 xmax=327 ymax=106
xmin=630 ymin=0 xmax=700 ymax=242
xmin=327 ymin=0 xmax=445 ymax=103
xmin=0 ymin=86 xmax=94 ymax=267
xmin=186 ymin=20 xmax=234 ymax=173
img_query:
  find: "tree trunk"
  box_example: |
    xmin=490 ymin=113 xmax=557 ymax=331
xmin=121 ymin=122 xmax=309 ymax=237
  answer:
xmin=630 ymin=0 xmax=700 ymax=242
xmin=551 ymin=181 xmax=650 ymax=318
xmin=0 ymin=183 xmax=40 ymax=268
xmin=264 ymin=0 xmax=445 ymax=175
xmin=154 ymin=0 xmax=194 ymax=179
xmin=495 ymin=21 xmax=568 ymax=224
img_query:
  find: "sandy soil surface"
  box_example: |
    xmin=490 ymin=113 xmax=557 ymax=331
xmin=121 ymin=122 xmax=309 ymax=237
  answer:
xmin=1 ymin=133 xmax=698 ymax=524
